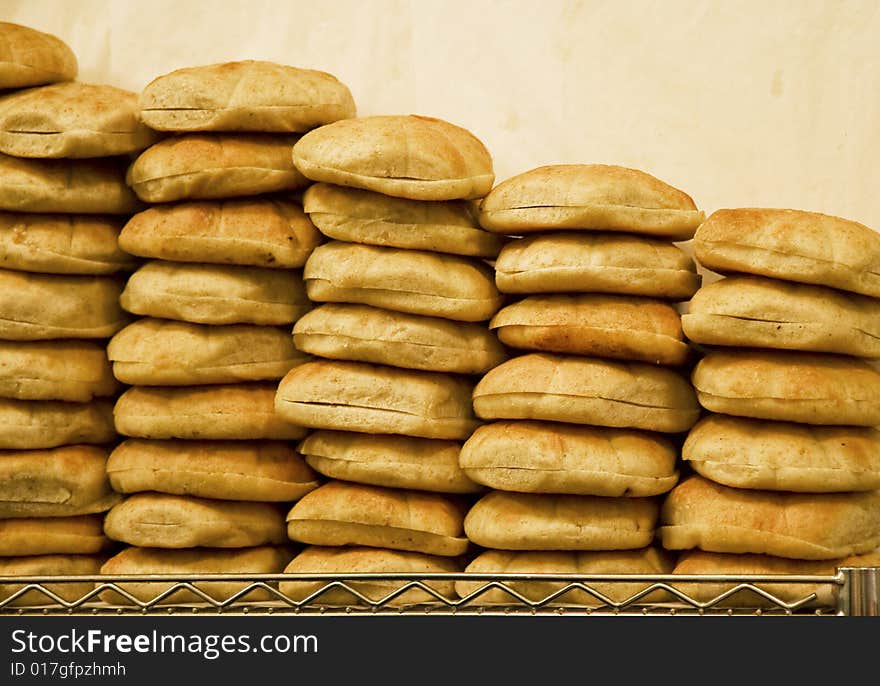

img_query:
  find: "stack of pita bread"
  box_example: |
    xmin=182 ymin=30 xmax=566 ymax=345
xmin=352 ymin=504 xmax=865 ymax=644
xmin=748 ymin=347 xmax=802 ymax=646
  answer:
xmin=99 ymin=60 xmax=357 ymax=604
xmin=662 ymin=208 xmax=880 ymax=605
xmin=274 ymin=114 xmax=505 ymax=606
xmin=455 ymin=164 xmax=706 ymax=605
xmin=0 ymin=22 xmax=149 ymax=606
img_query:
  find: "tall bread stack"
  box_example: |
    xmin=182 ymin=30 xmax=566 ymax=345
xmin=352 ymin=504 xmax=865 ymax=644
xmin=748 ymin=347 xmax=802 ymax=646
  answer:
xmin=456 ymin=164 xmax=705 ymax=605
xmin=274 ymin=114 xmax=506 ymax=605
xmin=99 ymin=60 xmax=356 ymax=604
xmin=663 ymin=208 xmax=880 ymax=605
xmin=0 ymin=22 xmax=151 ymax=606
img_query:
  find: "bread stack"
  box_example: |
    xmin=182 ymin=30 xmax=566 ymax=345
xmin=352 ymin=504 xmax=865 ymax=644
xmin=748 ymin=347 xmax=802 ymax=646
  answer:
xmin=99 ymin=61 xmax=357 ymax=603
xmin=273 ymin=114 xmax=506 ymax=605
xmin=0 ymin=23 xmax=150 ymax=606
xmin=455 ymin=164 xmax=706 ymax=605
xmin=663 ymin=208 xmax=880 ymax=605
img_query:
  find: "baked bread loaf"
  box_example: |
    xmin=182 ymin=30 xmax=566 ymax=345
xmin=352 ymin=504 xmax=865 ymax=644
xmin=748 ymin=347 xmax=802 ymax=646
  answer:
xmin=490 ymin=294 xmax=689 ymax=365
xmin=693 ymin=208 xmax=880 ymax=298
xmin=0 ymin=340 xmax=118 ymax=402
xmin=280 ymin=546 xmax=459 ymax=607
xmin=275 ymin=359 xmax=480 ymax=440
xmin=293 ymin=304 xmax=507 ymax=374
xmin=0 ymin=82 xmax=158 ymax=158
xmin=659 ymin=475 xmax=880 ymax=559
xmin=286 ymin=480 xmax=470 ymax=556
xmin=113 ymin=383 xmax=307 ymax=441
xmin=682 ymin=414 xmax=880 ymax=492
xmin=682 ymin=275 xmax=880 ymax=357
xmin=494 ymin=232 xmax=701 ymax=298
xmin=460 ymin=420 xmax=679 ymax=497
xmin=0 ymin=154 xmax=142 ymax=214
xmin=107 ymin=439 xmax=321 ymax=502
xmin=691 ymin=349 xmax=880 ymax=426
xmin=0 ymin=445 xmax=119 ymax=518
xmin=0 ymin=515 xmax=110 ymax=556
xmin=0 ymin=555 xmax=102 ymax=607
xmin=118 ymin=198 xmax=322 ymax=268
xmin=299 ymin=430 xmax=481 ymax=494
xmin=126 ymin=133 xmax=309 ymax=203
xmin=99 ymin=545 xmax=293 ymax=605
xmin=455 ymin=548 xmax=674 ymax=606
xmin=304 ymin=241 xmax=502 ymax=322
xmin=473 ymin=353 xmax=700 ymax=433
xmin=479 ymin=164 xmax=704 ymax=240
xmin=139 ymin=59 xmax=355 ymax=132
xmin=464 ymin=490 xmax=659 ymax=550
xmin=103 ymin=493 xmax=288 ymax=548
xmin=0 ymin=212 xmax=135 ymax=274
xmin=292 ymin=114 xmax=494 ymax=201
xmin=0 ymin=398 xmax=115 ymax=449
xmin=302 ymin=182 xmax=501 ymax=257
xmin=120 ymin=260 xmax=311 ymax=326
xmin=0 ymin=22 xmax=77 ymax=89
xmin=107 ymin=318 xmax=307 ymax=386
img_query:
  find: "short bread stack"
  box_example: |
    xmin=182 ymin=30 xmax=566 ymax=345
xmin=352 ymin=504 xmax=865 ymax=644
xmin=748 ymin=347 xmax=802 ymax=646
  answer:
xmin=0 ymin=23 xmax=148 ymax=606
xmin=663 ymin=208 xmax=880 ymax=602
xmin=456 ymin=164 xmax=706 ymax=605
xmin=276 ymin=114 xmax=504 ymax=605
xmin=101 ymin=60 xmax=356 ymax=603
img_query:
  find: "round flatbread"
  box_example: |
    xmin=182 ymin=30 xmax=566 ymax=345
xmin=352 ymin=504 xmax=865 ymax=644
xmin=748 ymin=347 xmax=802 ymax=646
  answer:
xmin=0 ymin=555 xmax=102 ymax=607
xmin=0 ymin=398 xmax=116 ymax=450
xmin=0 ymin=515 xmax=111 ymax=556
xmin=0 ymin=22 xmax=77 ymax=89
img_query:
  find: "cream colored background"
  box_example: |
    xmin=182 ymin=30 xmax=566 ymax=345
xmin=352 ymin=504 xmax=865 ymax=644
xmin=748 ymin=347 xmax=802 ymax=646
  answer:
xmin=3 ymin=0 xmax=879 ymax=230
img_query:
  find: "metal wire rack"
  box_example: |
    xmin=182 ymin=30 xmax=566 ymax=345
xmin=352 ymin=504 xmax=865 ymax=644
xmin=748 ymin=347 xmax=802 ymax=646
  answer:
xmin=2 ymin=566 xmax=878 ymax=616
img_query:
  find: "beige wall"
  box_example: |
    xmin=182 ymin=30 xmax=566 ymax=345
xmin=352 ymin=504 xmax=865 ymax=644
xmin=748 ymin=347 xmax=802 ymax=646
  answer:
xmin=4 ymin=0 xmax=879 ymax=230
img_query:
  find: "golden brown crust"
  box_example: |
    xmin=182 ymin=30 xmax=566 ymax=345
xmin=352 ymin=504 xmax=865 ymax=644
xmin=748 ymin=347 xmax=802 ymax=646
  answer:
xmin=0 ymin=22 xmax=77 ymax=89
xmin=0 ymin=555 xmax=102 ymax=607
xmin=0 ymin=515 xmax=110 ymax=556
xmin=0 ymin=398 xmax=116 ymax=450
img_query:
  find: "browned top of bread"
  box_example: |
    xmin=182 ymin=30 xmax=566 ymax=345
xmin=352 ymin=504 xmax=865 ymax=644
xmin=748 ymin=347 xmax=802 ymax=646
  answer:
xmin=0 ymin=22 xmax=77 ymax=89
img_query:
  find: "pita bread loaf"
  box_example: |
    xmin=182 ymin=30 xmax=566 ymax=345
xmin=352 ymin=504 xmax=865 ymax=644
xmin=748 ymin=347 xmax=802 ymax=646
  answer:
xmin=286 ymin=481 xmax=470 ymax=556
xmin=660 ymin=475 xmax=880 ymax=559
xmin=126 ymin=133 xmax=309 ymax=203
xmin=0 ymin=398 xmax=115 ymax=449
xmin=293 ymin=304 xmax=507 ymax=374
xmin=119 ymin=198 xmax=322 ymax=268
xmin=693 ymin=208 xmax=880 ymax=298
xmin=140 ymin=59 xmax=355 ymax=132
xmin=682 ymin=414 xmax=880 ymax=493
xmin=671 ymin=549 xmax=880 ymax=608
xmin=107 ymin=439 xmax=321 ymax=502
xmin=455 ymin=548 xmax=674 ymax=606
xmin=691 ymin=349 xmax=880 ymax=426
xmin=460 ymin=420 xmax=679 ymax=497
xmin=479 ymin=164 xmax=704 ymax=240
xmin=0 ymin=22 xmax=77 ymax=89
xmin=107 ymin=318 xmax=308 ymax=386
xmin=104 ymin=493 xmax=288 ymax=548
xmin=0 ymin=153 xmax=142 ymax=214
xmin=114 ymin=383 xmax=307 ymax=441
xmin=0 ymin=445 xmax=120 ymax=518
xmin=464 ymin=490 xmax=660 ymax=550
xmin=473 ymin=353 xmax=700 ymax=433
xmin=275 ymin=359 xmax=480 ymax=440
xmin=0 ymin=82 xmax=158 ymax=158
xmin=302 ymin=182 xmax=502 ymax=257
xmin=494 ymin=232 xmax=701 ymax=298
xmin=0 ymin=555 xmax=102 ymax=607
xmin=0 ymin=270 xmax=128 ymax=340
xmin=299 ymin=430 xmax=481 ymax=494
xmin=0 ymin=340 xmax=118 ymax=402
xmin=0 ymin=212 xmax=135 ymax=274
xmin=120 ymin=260 xmax=311 ymax=326
xmin=490 ymin=294 xmax=690 ymax=365
xmin=280 ymin=546 xmax=459 ymax=607
xmin=0 ymin=515 xmax=110 ymax=556
xmin=292 ymin=114 xmax=494 ymax=201
xmin=682 ymin=275 xmax=880 ymax=357
xmin=99 ymin=546 xmax=293 ymax=605
xmin=304 ymin=241 xmax=502 ymax=322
